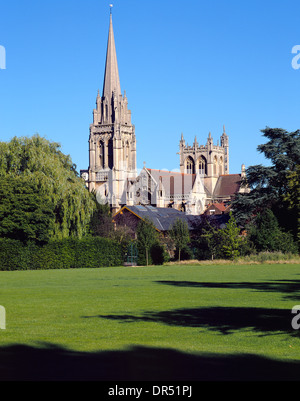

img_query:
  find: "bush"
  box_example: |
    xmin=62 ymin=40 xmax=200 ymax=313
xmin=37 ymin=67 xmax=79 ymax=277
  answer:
xmin=74 ymin=237 xmax=123 ymax=268
xmin=0 ymin=237 xmax=123 ymax=271
xmin=174 ymin=245 xmax=193 ymax=261
xmin=150 ymin=243 xmax=166 ymax=265
xmin=0 ymin=238 xmax=29 ymax=271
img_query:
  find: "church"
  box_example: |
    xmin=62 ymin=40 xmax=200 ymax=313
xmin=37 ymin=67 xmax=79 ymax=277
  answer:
xmin=80 ymin=11 xmax=247 ymax=216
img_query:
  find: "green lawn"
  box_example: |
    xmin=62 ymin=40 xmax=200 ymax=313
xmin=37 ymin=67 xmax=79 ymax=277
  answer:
xmin=0 ymin=263 xmax=300 ymax=380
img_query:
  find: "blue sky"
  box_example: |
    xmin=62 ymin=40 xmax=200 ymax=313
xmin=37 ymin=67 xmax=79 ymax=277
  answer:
xmin=0 ymin=0 xmax=300 ymax=175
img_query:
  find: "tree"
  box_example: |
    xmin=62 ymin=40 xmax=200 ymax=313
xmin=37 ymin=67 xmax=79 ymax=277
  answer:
xmin=189 ymin=215 xmax=222 ymax=260
xmin=232 ymin=127 xmax=300 ymax=239
xmin=0 ymin=175 xmax=55 ymax=244
xmin=248 ymin=208 xmax=298 ymax=254
xmin=136 ymin=218 xmax=158 ymax=266
xmin=201 ymin=221 xmax=223 ymax=260
xmin=89 ymin=200 xmax=114 ymax=238
xmin=169 ymin=218 xmax=190 ymax=262
xmin=0 ymin=135 xmax=96 ymax=241
xmin=284 ymin=165 xmax=300 ymax=249
xmin=219 ymin=212 xmax=244 ymax=260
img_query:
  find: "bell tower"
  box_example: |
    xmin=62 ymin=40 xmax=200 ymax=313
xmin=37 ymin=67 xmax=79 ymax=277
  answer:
xmin=87 ymin=9 xmax=137 ymax=212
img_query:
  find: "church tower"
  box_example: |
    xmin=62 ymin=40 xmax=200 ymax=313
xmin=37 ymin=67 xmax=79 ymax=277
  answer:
xmin=86 ymin=10 xmax=137 ymax=212
xmin=179 ymin=126 xmax=229 ymax=196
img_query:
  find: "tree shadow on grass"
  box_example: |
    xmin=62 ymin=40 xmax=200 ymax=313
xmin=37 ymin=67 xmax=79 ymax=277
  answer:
xmin=1 ymin=342 xmax=300 ymax=381
xmin=91 ymin=306 xmax=298 ymax=337
xmin=155 ymin=279 xmax=300 ymax=301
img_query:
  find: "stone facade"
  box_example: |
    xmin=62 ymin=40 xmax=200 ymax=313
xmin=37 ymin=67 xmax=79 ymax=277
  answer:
xmin=179 ymin=128 xmax=229 ymax=196
xmin=81 ymin=12 xmax=247 ymax=216
xmin=82 ymin=13 xmax=137 ymax=213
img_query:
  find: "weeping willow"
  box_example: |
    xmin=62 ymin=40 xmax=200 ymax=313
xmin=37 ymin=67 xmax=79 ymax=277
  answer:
xmin=0 ymin=134 xmax=96 ymax=240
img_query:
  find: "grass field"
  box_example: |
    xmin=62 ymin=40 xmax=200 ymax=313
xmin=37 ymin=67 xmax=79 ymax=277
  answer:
xmin=0 ymin=263 xmax=300 ymax=380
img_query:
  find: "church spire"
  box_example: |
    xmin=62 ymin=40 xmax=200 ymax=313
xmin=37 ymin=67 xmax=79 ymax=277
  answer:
xmin=102 ymin=11 xmax=121 ymax=100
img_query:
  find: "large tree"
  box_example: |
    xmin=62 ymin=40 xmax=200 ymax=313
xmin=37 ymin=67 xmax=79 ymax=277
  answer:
xmin=247 ymin=208 xmax=298 ymax=254
xmin=232 ymin=127 xmax=300 ymax=239
xmin=169 ymin=218 xmax=190 ymax=262
xmin=136 ymin=218 xmax=158 ymax=266
xmin=219 ymin=212 xmax=244 ymax=260
xmin=284 ymin=165 xmax=300 ymax=246
xmin=0 ymin=134 xmax=96 ymax=242
xmin=0 ymin=175 xmax=55 ymax=244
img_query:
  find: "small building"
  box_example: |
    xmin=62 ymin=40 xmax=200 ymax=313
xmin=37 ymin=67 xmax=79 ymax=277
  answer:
xmin=112 ymin=204 xmax=229 ymax=237
xmin=204 ymin=202 xmax=231 ymax=216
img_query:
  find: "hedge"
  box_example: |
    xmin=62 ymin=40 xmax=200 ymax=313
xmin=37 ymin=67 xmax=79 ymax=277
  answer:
xmin=0 ymin=237 xmax=123 ymax=271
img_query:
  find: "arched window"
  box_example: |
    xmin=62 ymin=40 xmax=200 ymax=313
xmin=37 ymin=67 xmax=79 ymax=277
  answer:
xmin=219 ymin=156 xmax=223 ymax=175
xmin=213 ymin=156 xmax=218 ymax=175
xmin=99 ymin=140 xmax=104 ymax=168
xmin=108 ymin=139 xmax=113 ymax=169
xmin=185 ymin=157 xmax=195 ymax=174
xmin=170 ymin=176 xmax=175 ymax=200
xmin=198 ymin=156 xmax=207 ymax=175
xmin=126 ymin=141 xmax=130 ymax=168
xmin=159 ymin=176 xmax=163 ymax=197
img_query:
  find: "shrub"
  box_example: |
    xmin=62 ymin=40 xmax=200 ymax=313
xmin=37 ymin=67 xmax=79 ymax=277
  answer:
xmin=150 ymin=243 xmax=166 ymax=265
xmin=0 ymin=237 xmax=123 ymax=271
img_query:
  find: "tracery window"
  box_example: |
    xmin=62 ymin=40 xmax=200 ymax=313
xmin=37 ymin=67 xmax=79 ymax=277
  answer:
xmin=186 ymin=157 xmax=195 ymax=174
xmin=198 ymin=156 xmax=207 ymax=175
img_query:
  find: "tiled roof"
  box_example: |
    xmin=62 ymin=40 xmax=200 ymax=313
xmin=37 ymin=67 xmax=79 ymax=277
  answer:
xmin=213 ymin=174 xmax=242 ymax=198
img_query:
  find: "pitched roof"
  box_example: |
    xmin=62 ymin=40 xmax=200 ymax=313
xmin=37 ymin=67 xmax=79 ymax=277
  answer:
xmin=213 ymin=174 xmax=242 ymax=198
xmin=115 ymin=205 xmax=229 ymax=231
xmin=204 ymin=202 xmax=231 ymax=215
xmin=146 ymin=168 xmax=196 ymax=195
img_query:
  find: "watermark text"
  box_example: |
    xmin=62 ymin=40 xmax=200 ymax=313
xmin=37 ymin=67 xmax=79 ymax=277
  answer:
xmin=0 ymin=45 xmax=6 ymax=70
xmin=292 ymin=45 xmax=300 ymax=70
xmin=291 ymin=305 xmax=300 ymax=329
xmin=0 ymin=306 xmax=5 ymax=329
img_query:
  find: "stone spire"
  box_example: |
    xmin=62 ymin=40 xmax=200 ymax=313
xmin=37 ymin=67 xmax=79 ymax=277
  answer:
xmin=102 ymin=12 xmax=121 ymax=100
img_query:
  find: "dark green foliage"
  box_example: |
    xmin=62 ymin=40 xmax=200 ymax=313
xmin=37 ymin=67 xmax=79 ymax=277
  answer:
xmin=89 ymin=200 xmax=113 ymax=237
xmin=0 ymin=135 xmax=96 ymax=241
xmin=74 ymin=237 xmax=123 ymax=268
xmin=232 ymin=128 xmax=300 ymax=241
xmin=248 ymin=209 xmax=298 ymax=254
xmin=136 ymin=218 xmax=159 ymax=266
xmin=219 ymin=213 xmax=244 ymax=260
xmin=284 ymin=165 xmax=300 ymax=249
xmin=191 ymin=215 xmax=223 ymax=260
xmin=174 ymin=245 xmax=193 ymax=261
xmin=0 ymin=237 xmax=123 ymax=271
xmin=191 ymin=214 xmax=249 ymax=260
xmin=150 ymin=242 xmax=169 ymax=265
xmin=0 ymin=239 xmax=31 ymax=270
xmin=0 ymin=175 xmax=55 ymax=244
xmin=89 ymin=198 xmax=134 ymax=257
xmin=169 ymin=218 xmax=190 ymax=262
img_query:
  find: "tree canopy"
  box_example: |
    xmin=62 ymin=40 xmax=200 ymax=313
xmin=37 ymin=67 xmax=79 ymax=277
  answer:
xmin=169 ymin=218 xmax=190 ymax=262
xmin=0 ymin=135 xmax=96 ymax=242
xmin=136 ymin=218 xmax=159 ymax=266
xmin=232 ymin=127 xmax=300 ymax=242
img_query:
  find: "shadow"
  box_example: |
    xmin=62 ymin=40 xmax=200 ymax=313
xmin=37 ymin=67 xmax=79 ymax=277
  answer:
xmin=0 ymin=342 xmax=300 ymax=381
xmin=155 ymin=279 xmax=300 ymax=301
xmin=91 ymin=306 xmax=298 ymax=336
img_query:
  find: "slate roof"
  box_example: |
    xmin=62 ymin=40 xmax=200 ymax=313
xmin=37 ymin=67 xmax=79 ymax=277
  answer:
xmin=119 ymin=205 xmax=229 ymax=232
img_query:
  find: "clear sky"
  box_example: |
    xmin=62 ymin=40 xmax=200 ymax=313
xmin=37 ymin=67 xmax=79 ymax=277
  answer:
xmin=0 ymin=0 xmax=300 ymax=175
